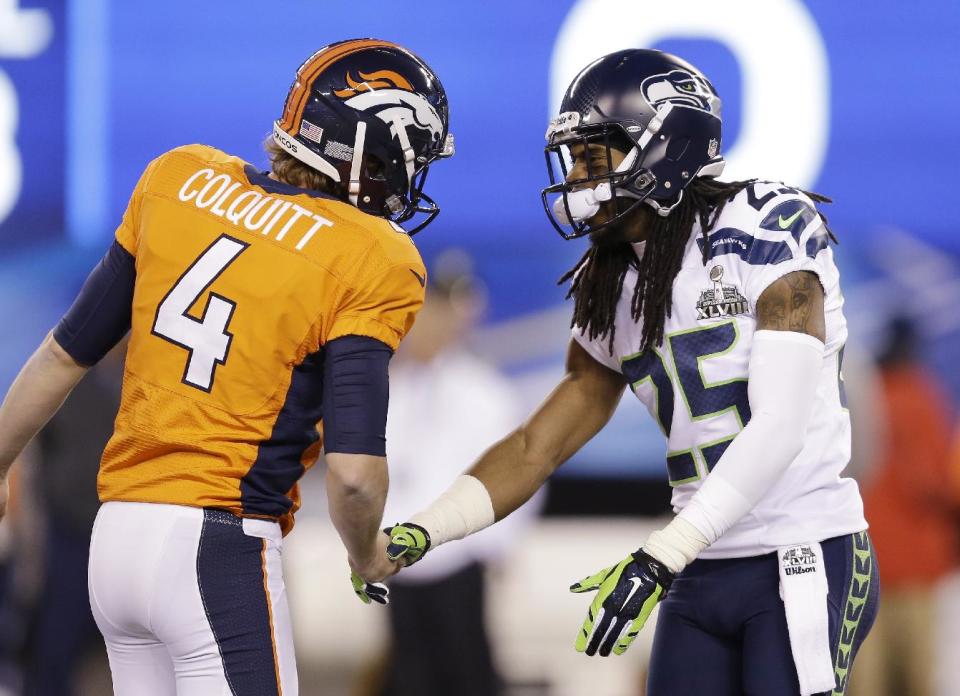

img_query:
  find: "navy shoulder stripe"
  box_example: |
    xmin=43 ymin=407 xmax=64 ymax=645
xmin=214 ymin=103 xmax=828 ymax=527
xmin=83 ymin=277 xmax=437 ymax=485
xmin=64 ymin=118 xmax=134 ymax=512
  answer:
xmin=759 ymin=199 xmax=818 ymax=242
xmin=696 ymin=227 xmax=793 ymax=266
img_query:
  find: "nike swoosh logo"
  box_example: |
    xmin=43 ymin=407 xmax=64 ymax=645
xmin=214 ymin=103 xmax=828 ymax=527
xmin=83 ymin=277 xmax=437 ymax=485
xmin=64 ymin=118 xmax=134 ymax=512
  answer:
xmin=778 ymin=209 xmax=803 ymax=229
xmin=623 ymin=577 xmax=644 ymax=606
xmin=409 ymin=269 xmax=426 ymax=287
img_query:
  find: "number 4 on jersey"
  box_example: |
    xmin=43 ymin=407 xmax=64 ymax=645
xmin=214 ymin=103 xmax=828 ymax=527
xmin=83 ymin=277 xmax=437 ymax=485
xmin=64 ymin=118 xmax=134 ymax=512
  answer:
xmin=152 ymin=235 xmax=249 ymax=392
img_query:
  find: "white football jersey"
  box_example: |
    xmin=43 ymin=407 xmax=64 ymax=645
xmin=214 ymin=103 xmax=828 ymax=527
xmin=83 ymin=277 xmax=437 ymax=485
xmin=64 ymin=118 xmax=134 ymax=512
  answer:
xmin=574 ymin=182 xmax=867 ymax=558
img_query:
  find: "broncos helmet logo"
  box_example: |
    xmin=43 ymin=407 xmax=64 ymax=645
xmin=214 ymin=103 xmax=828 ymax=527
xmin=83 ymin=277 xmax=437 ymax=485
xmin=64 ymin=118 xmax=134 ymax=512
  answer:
xmin=335 ymin=70 xmax=444 ymax=149
xmin=641 ymin=69 xmax=718 ymax=114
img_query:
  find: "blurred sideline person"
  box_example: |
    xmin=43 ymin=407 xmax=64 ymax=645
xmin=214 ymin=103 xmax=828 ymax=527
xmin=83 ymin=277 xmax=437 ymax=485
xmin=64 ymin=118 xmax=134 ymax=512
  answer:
xmin=375 ymin=256 xmax=540 ymax=696
xmin=0 ymin=460 xmax=43 ymax=695
xmin=0 ymin=346 xmax=123 ymax=695
xmin=0 ymin=39 xmax=454 ymax=695
xmin=851 ymin=317 xmax=958 ymax=696
xmin=386 ymin=49 xmax=878 ymax=696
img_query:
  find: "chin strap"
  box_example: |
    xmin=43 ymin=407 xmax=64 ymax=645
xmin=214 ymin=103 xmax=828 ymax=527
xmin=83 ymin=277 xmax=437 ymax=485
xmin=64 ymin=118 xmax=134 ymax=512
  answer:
xmin=347 ymin=121 xmax=367 ymax=207
xmin=642 ymin=157 xmax=727 ymax=217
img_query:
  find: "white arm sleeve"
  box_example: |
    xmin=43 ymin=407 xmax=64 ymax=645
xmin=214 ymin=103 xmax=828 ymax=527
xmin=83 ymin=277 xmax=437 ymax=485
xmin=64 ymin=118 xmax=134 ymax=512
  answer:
xmin=677 ymin=330 xmax=824 ymax=544
xmin=643 ymin=330 xmax=824 ymax=573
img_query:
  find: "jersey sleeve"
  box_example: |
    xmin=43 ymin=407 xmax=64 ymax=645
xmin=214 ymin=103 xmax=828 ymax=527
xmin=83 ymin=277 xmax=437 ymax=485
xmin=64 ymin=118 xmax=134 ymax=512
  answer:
xmin=114 ymin=154 xmax=165 ymax=255
xmin=53 ymin=240 xmax=136 ymax=365
xmin=571 ymin=325 xmax=622 ymax=373
xmin=740 ymin=191 xmax=834 ymax=305
xmin=326 ymin=258 xmax=426 ymax=351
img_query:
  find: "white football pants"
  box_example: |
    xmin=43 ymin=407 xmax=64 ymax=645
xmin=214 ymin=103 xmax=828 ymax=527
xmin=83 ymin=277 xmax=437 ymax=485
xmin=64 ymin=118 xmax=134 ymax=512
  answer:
xmin=88 ymin=501 xmax=298 ymax=695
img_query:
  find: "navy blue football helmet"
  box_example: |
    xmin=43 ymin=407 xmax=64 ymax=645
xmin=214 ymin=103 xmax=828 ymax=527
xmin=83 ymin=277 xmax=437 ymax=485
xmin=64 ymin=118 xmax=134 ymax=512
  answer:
xmin=542 ymin=49 xmax=724 ymax=239
xmin=274 ymin=39 xmax=454 ymax=234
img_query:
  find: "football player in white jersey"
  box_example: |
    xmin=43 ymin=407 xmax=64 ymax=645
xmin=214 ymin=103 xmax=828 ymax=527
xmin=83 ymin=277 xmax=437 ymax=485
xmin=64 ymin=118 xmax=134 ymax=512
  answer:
xmin=384 ymin=50 xmax=878 ymax=695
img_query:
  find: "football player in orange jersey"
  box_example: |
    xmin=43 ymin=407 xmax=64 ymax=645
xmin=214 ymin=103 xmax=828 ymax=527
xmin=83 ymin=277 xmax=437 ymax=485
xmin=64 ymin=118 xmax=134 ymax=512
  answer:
xmin=0 ymin=39 xmax=454 ymax=695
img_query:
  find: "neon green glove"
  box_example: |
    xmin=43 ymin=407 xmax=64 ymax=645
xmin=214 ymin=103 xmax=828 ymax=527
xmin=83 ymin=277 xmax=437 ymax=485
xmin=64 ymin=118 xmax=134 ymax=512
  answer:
xmin=570 ymin=549 xmax=674 ymax=656
xmin=350 ymin=571 xmax=389 ymax=605
xmin=384 ymin=523 xmax=432 ymax=566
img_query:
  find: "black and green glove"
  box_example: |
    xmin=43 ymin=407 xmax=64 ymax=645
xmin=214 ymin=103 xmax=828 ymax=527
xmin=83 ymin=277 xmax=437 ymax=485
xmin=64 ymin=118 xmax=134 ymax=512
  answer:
xmin=570 ymin=549 xmax=674 ymax=656
xmin=384 ymin=522 xmax=432 ymax=567
xmin=350 ymin=571 xmax=389 ymax=605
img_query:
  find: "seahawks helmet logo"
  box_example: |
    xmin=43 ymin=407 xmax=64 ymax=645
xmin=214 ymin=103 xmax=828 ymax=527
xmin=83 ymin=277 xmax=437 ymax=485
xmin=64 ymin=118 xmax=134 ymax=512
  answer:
xmin=641 ymin=69 xmax=718 ymax=114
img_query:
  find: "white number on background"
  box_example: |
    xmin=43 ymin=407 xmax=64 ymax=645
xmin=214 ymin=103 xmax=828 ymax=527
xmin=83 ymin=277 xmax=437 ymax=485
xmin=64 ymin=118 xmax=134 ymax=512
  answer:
xmin=0 ymin=72 xmax=19 ymax=226
xmin=0 ymin=1 xmax=54 ymax=226
xmin=550 ymin=0 xmax=830 ymax=188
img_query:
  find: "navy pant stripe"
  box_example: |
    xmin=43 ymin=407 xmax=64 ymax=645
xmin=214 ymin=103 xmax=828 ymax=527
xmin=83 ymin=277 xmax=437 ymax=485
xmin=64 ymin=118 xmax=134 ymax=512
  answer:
xmin=196 ymin=509 xmax=280 ymax=696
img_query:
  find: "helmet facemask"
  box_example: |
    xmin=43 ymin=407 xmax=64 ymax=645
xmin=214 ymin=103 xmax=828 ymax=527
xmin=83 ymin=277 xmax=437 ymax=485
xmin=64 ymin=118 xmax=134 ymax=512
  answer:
xmin=542 ymin=122 xmax=656 ymax=240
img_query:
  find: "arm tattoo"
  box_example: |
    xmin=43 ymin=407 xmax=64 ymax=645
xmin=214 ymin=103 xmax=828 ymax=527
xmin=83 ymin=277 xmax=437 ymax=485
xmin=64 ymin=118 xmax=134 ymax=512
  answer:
xmin=755 ymin=271 xmax=826 ymax=341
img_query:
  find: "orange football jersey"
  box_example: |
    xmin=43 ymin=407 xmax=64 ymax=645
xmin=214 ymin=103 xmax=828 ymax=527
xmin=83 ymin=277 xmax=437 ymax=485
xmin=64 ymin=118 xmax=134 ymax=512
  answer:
xmin=98 ymin=144 xmax=426 ymax=534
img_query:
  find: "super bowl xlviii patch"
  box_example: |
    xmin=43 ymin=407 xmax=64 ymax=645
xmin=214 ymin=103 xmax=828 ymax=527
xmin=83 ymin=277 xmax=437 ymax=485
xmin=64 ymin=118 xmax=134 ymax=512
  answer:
xmin=781 ymin=545 xmax=818 ymax=576
xmin=696 ymin=265 xmax=748 ymax=319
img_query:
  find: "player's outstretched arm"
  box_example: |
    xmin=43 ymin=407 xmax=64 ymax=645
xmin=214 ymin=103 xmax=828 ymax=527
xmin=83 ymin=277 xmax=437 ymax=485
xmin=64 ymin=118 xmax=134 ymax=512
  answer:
xmin=320 ymin=335 xmax=405 ymax=603
xmin=0 ymin=334 xmax=89 ymax=517
xmin=326 ymin=453 xmax=400 ymax=597
xmin=470 ymin=338 xmax=626 ymax=518
xmin=386 ymin=339 xmax=625 ymax=565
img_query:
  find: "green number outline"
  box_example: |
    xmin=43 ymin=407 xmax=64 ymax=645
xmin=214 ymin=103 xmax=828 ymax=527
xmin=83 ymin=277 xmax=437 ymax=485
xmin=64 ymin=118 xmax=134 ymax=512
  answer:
xmin=620 ymin=346 xmax=671 ymax=436
xmin=667 ymin=448 xmax=699 ymax=487
xmin=667 ymin=319 xmax=748 ymax=429
xmin=697 ymin=434 xmax=738 ymax=474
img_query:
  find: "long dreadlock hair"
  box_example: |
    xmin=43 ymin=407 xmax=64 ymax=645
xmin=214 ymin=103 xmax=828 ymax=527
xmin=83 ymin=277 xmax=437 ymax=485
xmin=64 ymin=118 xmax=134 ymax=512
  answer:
xmin=560 ymin=177 xmax=835 ymax=354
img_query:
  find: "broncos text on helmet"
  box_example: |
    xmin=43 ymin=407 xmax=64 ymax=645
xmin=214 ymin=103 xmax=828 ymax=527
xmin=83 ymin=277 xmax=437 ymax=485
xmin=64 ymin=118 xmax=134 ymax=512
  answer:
xmin=274 ymin=39 xmax=454 ymax=234
xmin=542 ymin=49 xmax=725 ymax=239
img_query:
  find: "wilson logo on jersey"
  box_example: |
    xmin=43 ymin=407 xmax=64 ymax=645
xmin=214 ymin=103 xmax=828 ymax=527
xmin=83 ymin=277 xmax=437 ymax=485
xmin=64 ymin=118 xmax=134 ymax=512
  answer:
xmin=695 ymin=265 xmax=748 ymax=320
xmin=781 ymin=546 xmax=818 ymax=576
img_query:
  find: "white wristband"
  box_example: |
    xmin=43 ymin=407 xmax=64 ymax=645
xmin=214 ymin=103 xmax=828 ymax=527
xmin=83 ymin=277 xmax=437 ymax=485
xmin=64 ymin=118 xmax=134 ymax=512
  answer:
xmin=642 ymin=516 xmax=709 ymax=574
xmin=408 ymin=475 xmax=495 ymax=548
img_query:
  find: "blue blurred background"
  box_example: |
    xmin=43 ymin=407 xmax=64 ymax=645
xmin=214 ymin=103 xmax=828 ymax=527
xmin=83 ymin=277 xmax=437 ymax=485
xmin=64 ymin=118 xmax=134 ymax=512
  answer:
xmin=1 ymin=0 xmax=959 ymax=475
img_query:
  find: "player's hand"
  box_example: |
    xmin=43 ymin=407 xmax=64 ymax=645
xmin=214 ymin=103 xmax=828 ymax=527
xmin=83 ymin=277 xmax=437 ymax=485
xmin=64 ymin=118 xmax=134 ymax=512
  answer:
xmin=350 ymin=531 xmax=402 ymax=583
xmin=384 ymin=522 xmax=431 ymax=567
xmin=349 ymin=533 xmax=401 ymax=605
xmin=570 ymin=549 xmax=674 ymax=657
xmin=350 ymin=570 xmax=389 ymax=605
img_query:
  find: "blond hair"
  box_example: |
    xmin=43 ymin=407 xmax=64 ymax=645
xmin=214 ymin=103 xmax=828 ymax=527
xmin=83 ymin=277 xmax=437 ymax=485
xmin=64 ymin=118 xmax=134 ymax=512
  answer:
xmin=264 ymin=138 xmax=344 ymax=198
